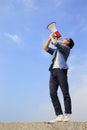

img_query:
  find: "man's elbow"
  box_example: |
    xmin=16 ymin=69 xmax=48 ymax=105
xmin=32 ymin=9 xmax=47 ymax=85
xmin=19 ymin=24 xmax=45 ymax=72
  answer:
xmin=44 ymin=46 xmax=48 ymax=51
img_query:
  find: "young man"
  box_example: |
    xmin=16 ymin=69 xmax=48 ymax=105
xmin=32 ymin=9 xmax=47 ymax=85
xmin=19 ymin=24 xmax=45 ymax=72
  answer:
xmin=44 ymin=33 xmax=74 ymax=122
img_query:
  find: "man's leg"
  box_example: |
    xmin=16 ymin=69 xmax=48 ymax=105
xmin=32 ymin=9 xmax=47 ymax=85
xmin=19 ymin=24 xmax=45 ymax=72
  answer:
xmin=49 ymin=70 xmax=63 ymax=115
xmin=57 ymin=69 xmax=72 ymax=114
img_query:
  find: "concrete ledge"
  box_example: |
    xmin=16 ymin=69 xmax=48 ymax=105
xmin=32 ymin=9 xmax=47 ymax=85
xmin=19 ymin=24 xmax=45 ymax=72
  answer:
xmin=0 ymin=122 xmax=87 ymax=130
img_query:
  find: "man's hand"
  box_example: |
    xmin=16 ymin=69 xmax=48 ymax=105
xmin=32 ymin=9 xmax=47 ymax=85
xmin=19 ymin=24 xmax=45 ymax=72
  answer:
xmin=49 ymin=33 xmax=55 ymax=39
xmin=49 ymin=33 xmax=57 ymax=45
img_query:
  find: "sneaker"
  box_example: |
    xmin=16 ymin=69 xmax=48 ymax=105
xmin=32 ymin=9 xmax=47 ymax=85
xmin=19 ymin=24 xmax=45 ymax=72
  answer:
xmin=49 ymin=114 xmax=64 ymax=123
xmin=63 ymin=114 xmax=71 ymax=122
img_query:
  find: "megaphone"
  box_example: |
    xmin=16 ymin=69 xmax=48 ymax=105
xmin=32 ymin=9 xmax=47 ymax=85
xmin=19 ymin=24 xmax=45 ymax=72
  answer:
xmin=47 ymin=22 xmax=62 ymax=39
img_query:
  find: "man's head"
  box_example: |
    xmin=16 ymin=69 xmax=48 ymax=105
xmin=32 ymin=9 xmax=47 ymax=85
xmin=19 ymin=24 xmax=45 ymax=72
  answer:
xmin=61 ymin=38 xmax=74 ymax=49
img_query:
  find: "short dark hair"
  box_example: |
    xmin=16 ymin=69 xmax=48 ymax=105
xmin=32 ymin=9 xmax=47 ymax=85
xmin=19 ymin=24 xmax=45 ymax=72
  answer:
xmin=68 ymin=38 xmax=74 ymax=49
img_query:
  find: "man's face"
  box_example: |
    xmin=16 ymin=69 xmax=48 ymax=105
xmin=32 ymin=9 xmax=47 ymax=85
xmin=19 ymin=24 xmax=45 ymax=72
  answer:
xmin=61 ymin=38 xmax=70 ymax=46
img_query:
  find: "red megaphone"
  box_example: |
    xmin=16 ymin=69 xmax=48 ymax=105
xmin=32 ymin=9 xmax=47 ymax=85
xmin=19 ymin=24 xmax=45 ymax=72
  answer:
xmin=47 ymin=22 xmax=62 ymax=39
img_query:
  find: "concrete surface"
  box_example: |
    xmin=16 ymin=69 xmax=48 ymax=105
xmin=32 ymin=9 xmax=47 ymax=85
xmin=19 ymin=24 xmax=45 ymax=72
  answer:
xmin=0 ymin=122 xmax=87 ymax=130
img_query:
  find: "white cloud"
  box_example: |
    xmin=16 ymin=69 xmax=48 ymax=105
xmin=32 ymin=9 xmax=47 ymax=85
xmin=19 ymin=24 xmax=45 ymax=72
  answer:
xmin=0 ymin=0 xmax=38 ymax=12
xmin=73 ymin=13 xmax=87 ymax=33
xmin=37 ymin=103 xmax=55 ymax=121
xmin=4 ymin=33 xmax=21 ymax=44
xmin=54 ymin=0 xmax=64 ymax=7
xmin=53 ymin=0 xmax=70 ymax=8
xmin=18 ymin=0 xmax=38 ymax=10
xmin=23 ymin=0 xmax=36 ymax=8
xmin=72 ymin=86 xmax=87 ymax=121
xmin=68 ymin=54 xmax=87 ymax=88
xmin=68 ymin=55 xmax=76 ymax=71
xmin=55 ymin=0 xmax=62 ymax=7
xmin=35 ymin=86 xmax=87 ymax=122
xmin=67 ymin=54 xmax=87 ymax=121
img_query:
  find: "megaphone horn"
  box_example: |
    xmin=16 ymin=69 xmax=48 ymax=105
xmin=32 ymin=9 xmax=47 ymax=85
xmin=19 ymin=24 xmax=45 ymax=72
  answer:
xmin=47 ymin=22 xmax=62 ymax=39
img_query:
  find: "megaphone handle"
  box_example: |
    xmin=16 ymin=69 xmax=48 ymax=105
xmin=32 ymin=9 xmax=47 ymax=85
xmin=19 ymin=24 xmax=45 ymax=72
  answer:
xmin=54 ymin=31 xmax=61 ymax=39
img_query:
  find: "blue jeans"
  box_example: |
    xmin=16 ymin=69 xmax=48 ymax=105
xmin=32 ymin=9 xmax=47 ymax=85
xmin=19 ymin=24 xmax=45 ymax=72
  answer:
xmin=49 ymin=68 xmax=72 ymax=115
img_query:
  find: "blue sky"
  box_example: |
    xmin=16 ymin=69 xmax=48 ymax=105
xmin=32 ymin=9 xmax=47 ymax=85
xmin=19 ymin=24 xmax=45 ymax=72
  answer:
xmin=0 ymin=0 xmax=87 ymax=122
